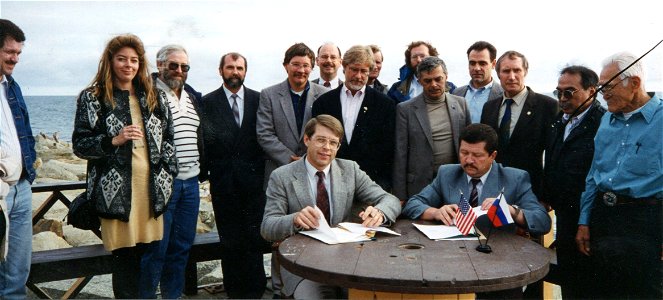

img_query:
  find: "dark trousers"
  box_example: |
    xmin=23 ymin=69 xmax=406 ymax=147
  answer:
xmin=111 ymin=243 xmax=155 ymax=299
xmin=589 ymin=199 xmax=662 ymax=299
xmin=212 ymin=190 xmax=271 ymax=299
xmin=554 ymin=209 xmax=594 ymax=299
xmin=141 ymin=177 xmax=200 ymax=298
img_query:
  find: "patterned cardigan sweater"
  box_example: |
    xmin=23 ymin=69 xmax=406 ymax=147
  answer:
xmin=72 ymin=86 xmax=177 ymax=222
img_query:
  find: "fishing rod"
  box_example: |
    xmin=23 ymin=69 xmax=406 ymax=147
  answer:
xmin=562 ymin=39 xmax=663 ymax=126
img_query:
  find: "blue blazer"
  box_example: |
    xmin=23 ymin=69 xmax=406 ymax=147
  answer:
xmin=402 ymin=161 xmax=551 ymax=236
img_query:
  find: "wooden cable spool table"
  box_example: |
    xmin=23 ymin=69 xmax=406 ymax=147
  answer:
xmin=277 ymin=219 xmax=551 ymax=299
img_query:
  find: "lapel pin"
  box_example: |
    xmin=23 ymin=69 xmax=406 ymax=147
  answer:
xmin=527 ymin=111 xmax=532 ymax=116
xmin=363 ymin=106 xmax=368 ymax=113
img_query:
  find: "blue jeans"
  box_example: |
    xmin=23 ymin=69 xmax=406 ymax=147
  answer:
xmin=141 ymin=177 xmax=200 ymax=298
xmin=0 ymin=179 xmax=32 ymax=300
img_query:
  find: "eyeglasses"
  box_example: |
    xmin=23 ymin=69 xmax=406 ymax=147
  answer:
xmin=312 ymin=136 xmax=341 ymax=150
xmin=599 ymin=76 xmax=629 ymax=96
xmin=167 ymin=62 xmax=190 ymax=72
xmin=553 ymin=88 xmax=579 ymax=100
xmin=289 ymin=62 xmax=312 ymax=70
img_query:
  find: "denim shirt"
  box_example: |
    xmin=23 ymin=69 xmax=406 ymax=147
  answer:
xmin=4 ymin=75 xmax=36 ymax=183
xmin=578 ymin=95 xmax=663 ymax=225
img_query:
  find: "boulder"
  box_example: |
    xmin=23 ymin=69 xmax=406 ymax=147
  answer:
xmin=33 ymin=219 xmax=64 ymax=237
xmin=37 ymin=160 xmax=84 ymax=181
xmin=62 ymin=225 xmax=103 ymax=246
xmin=32 ymin=231 xmax=72 ymax=251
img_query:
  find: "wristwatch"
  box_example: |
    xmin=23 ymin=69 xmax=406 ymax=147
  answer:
xmin=511 ymin=204 xmax=522 ymax=217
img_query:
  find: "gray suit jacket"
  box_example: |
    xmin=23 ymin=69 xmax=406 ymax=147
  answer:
xmin=402 ymin=161 xmax=551 ymax=236
xmin=393 ymin=93 xmax=470 ymax=200
xmin=256 ymin=80 xmax=328 ymax=185
xmin=261 ymin=157 xmax=401 ymax=295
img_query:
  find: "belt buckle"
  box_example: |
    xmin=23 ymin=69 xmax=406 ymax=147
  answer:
xmin=603 ymin=192 xmax=617 ymax=206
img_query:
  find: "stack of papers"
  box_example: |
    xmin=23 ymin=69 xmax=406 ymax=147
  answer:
xmin=299 ymin=207 xmax=400 ymax=244
xmin=413 ymin=223 xmax=484 ymax=241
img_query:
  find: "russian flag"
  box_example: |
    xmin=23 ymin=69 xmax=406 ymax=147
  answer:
xmin=487 ymin=193 xmax=514 ymax=227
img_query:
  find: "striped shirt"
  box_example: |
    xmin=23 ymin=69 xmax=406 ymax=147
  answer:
xmin=157 ymin=79 xmax=200 ymax=180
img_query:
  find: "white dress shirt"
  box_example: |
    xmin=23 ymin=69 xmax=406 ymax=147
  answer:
xmin=340 ymin=85 xmax=366 ymax=143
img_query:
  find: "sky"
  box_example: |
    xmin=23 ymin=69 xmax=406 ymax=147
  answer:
xmin=1 ymin=0 xmax=661 ymax=96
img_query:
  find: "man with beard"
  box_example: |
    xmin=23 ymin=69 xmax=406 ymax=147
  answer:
xmin=312 ymin=42 xmax=343 ymax=89
xmin=142 ymin=44 xmax=204 ymax=299
xmin=201 ymin=52 xmax=271 ymax=298
xmin=312 ymin=45 xmax=395 ymax=191
xmin=388 ymin=41 xmax=457 ymax=103
xmin=402 ymin=123 xmax=550 ymax=298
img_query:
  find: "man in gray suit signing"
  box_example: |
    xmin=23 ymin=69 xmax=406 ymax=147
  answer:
xmin=393 ymin=56 xmax=471 ymax=204
xmin=262 ymin=114 xmax=401 ymax=299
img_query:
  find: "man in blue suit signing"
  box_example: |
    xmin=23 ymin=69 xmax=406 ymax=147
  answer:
xmin=402 ymin=123 xmax=550 ymax=237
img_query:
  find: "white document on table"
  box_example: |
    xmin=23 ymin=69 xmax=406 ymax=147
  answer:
xmin=299 ymin=207 xmax=400 ymax=244
xmin=412 ymin=223 xmax=479 ymax=241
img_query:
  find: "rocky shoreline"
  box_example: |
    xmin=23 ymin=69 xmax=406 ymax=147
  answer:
xmin=28 ymin=133 xmax=271 ymax=298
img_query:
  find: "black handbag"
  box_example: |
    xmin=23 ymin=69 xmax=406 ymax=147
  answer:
xmin=68 ymin=191 xmax=100 ymax=231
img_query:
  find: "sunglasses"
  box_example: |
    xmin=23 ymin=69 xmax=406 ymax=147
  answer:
xmin=553 ymin=88 xmax=579 ymax=100
xmin=167 ymin=62 xmax=190 ymax=72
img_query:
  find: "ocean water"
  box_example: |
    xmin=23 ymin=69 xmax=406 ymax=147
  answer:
xmin=24 ymin=95 xmax=77 ymax=142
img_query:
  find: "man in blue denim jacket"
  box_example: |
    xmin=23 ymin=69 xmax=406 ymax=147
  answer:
xmin=0 ymin=19 xmax=37 ymax=300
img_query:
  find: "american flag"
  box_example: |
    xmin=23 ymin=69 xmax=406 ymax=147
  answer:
xmin=455 ymin=192 xmax=477 ymax=235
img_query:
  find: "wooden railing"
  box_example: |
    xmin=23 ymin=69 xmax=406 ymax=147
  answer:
xmin=27 ymin=181 xmax=224 ymax=299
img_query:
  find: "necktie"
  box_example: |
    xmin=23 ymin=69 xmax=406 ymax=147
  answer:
xmin=498 ymin=98 xmax=514 ymax=148
xmin=231 ymin=94 xmax=240 ymax=126
xmin=316 ymin=171 xmax=331 ymax=223
xmin=323 ymin=81 xmax=331 ymax=88
xmin=469 ymin=178 xmax=481 ymax=207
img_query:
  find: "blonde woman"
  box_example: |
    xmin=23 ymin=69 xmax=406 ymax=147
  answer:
xmin=72 ymin=34 xmax=176 ymax=298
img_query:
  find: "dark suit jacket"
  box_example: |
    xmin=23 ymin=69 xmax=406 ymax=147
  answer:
xmin=480 ymin=87 xmax=558 ymax=200
xmin=544 ymin=100 xmax=605 ymax=211
xmin=202 ymin=86 xmax=268 ymax=251
xmin=312 ymin=86 xmax=396 ymax=190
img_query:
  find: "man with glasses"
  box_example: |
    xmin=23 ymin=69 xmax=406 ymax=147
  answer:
xmin=261 ymin=114 xmax=400 ymax=299
xmin=0 ymin=19 xmax=36 ymax=299
xmin=543 ymin=65 xmax=605 ymax=299
xmin=312 ymin=42 xmax=343 ymax=89
xmin=453 ymin=41 xmax=503 ymax=123
xmin=575 ymin=52 xmax=662 ymax=299
xmin=388 ymin=41 xmax=456 ymax=103
xmin=312 ymin=45 xmax=396 ymax=191
xmin=257 ymin=42 xmax=327 ymax=298
xmin=143 ymin=44 xmax=204 ymax=298
xmin=201 ymin=52 xmax=272 ymax=298
xmin=393 ymin=56 xmax=470 ymax=205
